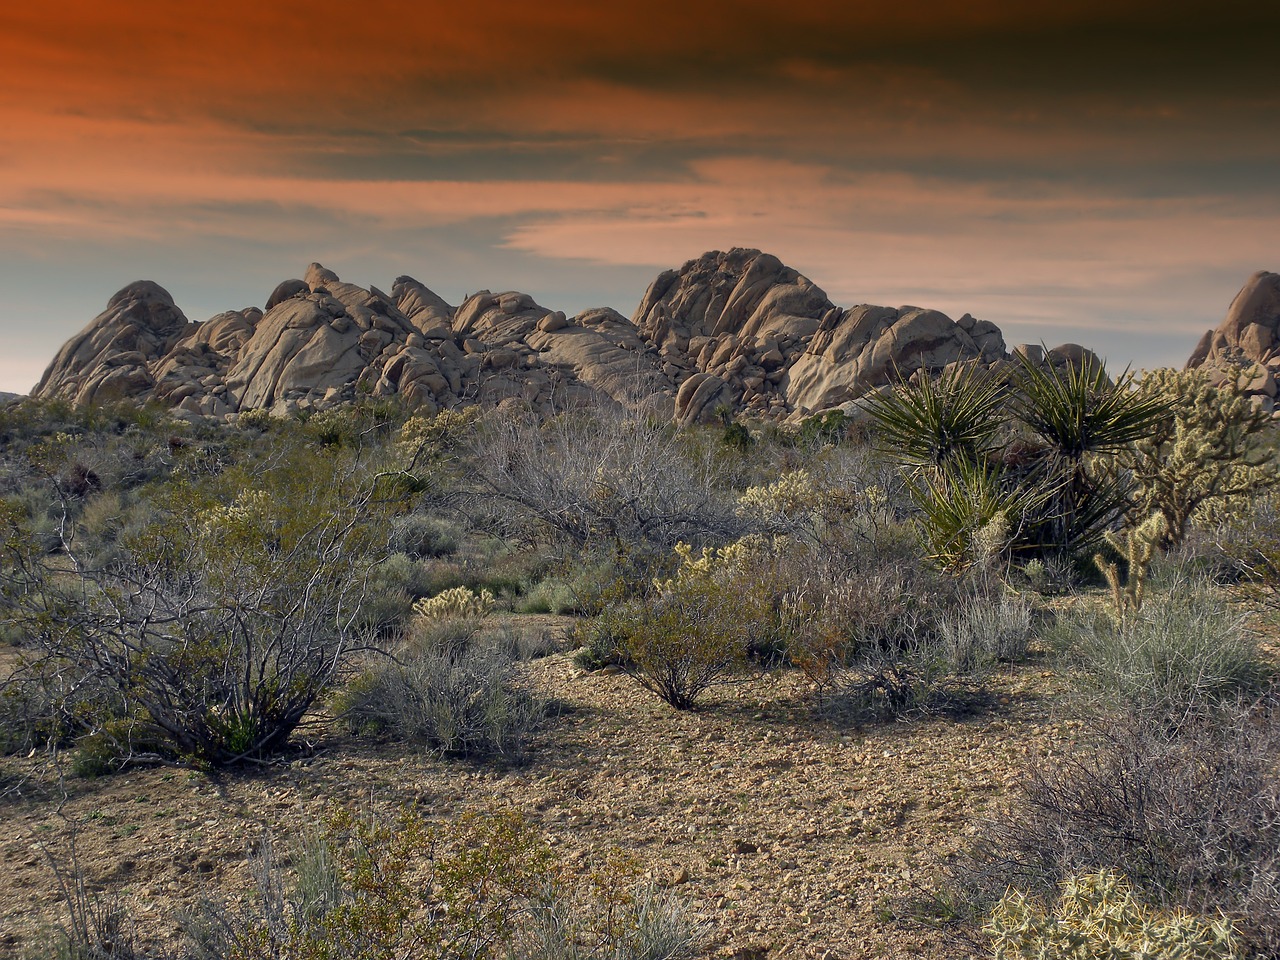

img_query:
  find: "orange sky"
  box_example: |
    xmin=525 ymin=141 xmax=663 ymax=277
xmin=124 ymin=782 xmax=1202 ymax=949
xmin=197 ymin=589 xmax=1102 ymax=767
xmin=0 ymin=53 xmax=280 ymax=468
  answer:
xmin=2 ymin=1 xmax=1278 ymax=391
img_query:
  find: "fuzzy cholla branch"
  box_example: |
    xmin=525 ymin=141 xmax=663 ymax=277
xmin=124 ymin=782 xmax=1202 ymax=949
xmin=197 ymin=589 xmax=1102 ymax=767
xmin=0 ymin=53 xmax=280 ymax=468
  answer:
xmin=1127 ymin=367 xmax=1279 ymax=547
xmin=1094 ymin=512 xmax=1166 ymax=622
xmin=987 ymin=869 xmax=1241 ymax=960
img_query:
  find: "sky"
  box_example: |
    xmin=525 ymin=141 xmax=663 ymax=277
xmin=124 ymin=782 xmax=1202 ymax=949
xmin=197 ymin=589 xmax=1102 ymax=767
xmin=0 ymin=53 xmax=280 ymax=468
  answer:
xmin=2 ymin=1 xmax=1278 ymax=394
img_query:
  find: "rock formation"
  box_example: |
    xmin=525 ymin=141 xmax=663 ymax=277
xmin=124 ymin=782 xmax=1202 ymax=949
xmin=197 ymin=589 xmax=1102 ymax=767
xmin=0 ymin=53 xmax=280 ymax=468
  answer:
xmin=31 ymin=248 xmax=1106 ymax=425
xmin=1187 ymin=271 xmax=1280 ymax=414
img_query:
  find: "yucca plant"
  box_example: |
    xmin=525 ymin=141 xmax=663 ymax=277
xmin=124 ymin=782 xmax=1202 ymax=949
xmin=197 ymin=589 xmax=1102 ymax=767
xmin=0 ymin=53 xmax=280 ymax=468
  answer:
xmin=907 ymin=456 xmax=1049 ymax=571
xmin=864 ymin=364 xmax=1007 ymax=472
xmin=1012 ymin=354 xmax=1170 ymax=558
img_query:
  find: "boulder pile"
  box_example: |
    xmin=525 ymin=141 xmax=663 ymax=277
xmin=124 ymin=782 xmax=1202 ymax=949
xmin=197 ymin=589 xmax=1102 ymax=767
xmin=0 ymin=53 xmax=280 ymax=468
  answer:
xmin=32 ymin=248 xmax=1106 ymax=424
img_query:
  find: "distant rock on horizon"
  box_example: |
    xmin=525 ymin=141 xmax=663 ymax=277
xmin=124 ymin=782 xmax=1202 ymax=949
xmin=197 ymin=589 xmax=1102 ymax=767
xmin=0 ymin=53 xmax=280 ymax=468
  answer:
xmin=1187 ymin=270 xmax=1280 ymax=415
xmin=30 ymin=248 xmax=1103 ymax=425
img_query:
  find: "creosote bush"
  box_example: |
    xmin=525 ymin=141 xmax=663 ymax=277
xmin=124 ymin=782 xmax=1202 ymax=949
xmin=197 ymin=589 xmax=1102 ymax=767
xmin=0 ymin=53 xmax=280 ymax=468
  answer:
xmin=0 ymin=436 xmax=398 ymax=768
xmin=596 ymin=538 xmax=772 ymax=709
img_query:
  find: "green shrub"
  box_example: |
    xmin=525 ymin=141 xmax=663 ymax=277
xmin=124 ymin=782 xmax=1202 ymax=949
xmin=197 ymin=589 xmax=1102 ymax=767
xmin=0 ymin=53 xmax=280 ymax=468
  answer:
xmin=185 ymin=806 xmax=702 ymax=960
xmin=599 ymin=539 xmax=772 ymax=709
xmin=516 ymin=577 xmax=578 ymax=615
xmin=0 ymin=441 xmax=397 ymax=768
xmin=1054 ymin=579 xmax=1267 ymax=719
xmin=336 ymin=637 xmax=539 ymax=760
xmin=387 ymin=513 xmax=460 ymax=559
xmin=986 ymin=869 xmax=1240 ymax=960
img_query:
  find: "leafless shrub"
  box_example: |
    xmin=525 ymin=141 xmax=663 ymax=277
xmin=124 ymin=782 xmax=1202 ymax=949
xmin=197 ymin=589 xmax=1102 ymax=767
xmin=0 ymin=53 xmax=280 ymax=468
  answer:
xmin=965 ymin=691 xmax=1280 ymax=956
xmin=465 ymin=402 xmax=741 ymax=555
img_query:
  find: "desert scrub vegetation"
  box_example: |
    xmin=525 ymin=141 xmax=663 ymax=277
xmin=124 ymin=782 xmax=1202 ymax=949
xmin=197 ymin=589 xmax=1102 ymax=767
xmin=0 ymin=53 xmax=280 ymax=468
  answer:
xmin=335 ymin=618 xmax=541 ymax=760
xmin=965 ymin=692 xmax=1280 ymax=957
xmin=184 ymin=806 xmax=702 ymax=960
xmin=1055 ymin=576 xmax=1270 ymax=720
xmin=0 ymin=410 xmax=416 ymax=768
xmin=865 ymin=357 xmax=1171 ymax=567
xmin=1127 ymin=366 xmax=1280 ymax=548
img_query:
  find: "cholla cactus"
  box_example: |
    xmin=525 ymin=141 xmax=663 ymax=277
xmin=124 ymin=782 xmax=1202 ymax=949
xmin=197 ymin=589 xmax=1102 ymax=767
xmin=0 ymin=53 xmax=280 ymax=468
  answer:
xmin=737 ymin=470 xmax=829 ymax=522
xmin=987 ymin=869 xmax=1240 ymax=960
xmin=1094 ymin=512 xmax=1167 ymax=622
xmin=653 ymin=536 xmax=773 ymax=594
xmin=412 ymin=585 xmax=495 ymax=621
xmin=198 ymin=489 xmax=273 ymax=544
xmin=1129 ymin=367 xmax=1278 ymax=547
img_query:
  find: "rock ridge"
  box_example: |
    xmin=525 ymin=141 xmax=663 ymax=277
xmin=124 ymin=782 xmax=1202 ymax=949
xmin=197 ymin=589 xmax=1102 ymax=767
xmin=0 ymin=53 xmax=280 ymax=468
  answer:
xmin=33 ymin=248 xmax=1108 ymax=424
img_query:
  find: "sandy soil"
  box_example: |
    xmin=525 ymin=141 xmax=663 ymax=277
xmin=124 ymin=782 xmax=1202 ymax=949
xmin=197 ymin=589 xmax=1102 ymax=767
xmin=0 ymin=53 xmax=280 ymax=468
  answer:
xmin=0 ymin=624 xmax=1077 ymax=960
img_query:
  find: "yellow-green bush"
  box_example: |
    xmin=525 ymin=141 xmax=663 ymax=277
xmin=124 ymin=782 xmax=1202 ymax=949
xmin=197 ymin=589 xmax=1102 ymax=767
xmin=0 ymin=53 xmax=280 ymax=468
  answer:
xmin=986 ymin=869 xmax=1240 ymax=960
xmin=599 ymin=537 xmax=776 ymax=709
xmin=412 ymin=585 xmax=495 ymax=621
xmin=1128 ymin=367 xmax=1278 ymax=547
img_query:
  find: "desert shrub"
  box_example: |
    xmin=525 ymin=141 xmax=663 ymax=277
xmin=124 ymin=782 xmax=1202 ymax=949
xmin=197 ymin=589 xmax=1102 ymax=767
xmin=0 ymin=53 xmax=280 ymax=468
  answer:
xmin=187 ymin=808 xmax=701 ymax=960
xmin=516 ymin=577 xmax=579 ymax=615
xmin=236 ymin=408 xmax=274 ymax=431
xmin=0 ymin=442 xmax=397 ymax=768
xmin=937 ymin=591 xmax=1034 ymax=671
xmin=1126 ymin=366 xmax=1279 ymax=548
xmin=29 ymin=835 xmax=141 ymax=960
xmin=1054 ymin=579 xmax=1267 ymax=720
xmin=986 ymin=869 xmax=1241 ymax=960
xmin=597 ymin=539 xmax=775 ymax=709
xmin=513 ymin=876 xmax=704 ymax=960
xmin=794 ymin=409 xmax=854 ymax=448
xmin=968 ymin=695 xmax=1280 ymax=956
xmin=1217 ymin=488 xmax=1280 ymax=607
xmin=466 ymin=401 xmax=740 ymax=555
xmin=187 ymin=807 xmax=554 ymax=960
xmin=387 ymin=513 xmax=460 ymax=559
xmin=786 ymin=560 xmax=1024 ymax=719
xmin=337 ymin=636 xmax=538 ymax=759
xmin=720 ymin=420 xmax=754 ymax=450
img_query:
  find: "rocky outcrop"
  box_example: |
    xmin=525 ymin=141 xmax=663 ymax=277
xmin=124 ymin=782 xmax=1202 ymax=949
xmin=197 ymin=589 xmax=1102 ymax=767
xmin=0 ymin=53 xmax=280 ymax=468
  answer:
xmin=31 ymin=248 xmax=1131 ymax=425
xmin=1187 ymin=271 xmax=1280 ymax=415
xmin=785 ymin=306 xmax=1006 ymax=413
xmin=33 ymin=281 xmax=191 ymax=406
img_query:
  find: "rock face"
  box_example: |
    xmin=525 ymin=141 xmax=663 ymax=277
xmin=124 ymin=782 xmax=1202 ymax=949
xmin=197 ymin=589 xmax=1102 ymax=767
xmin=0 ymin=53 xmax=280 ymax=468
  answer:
xmin=34 ymin=281 xmax=191 ymax=406
xmin=31 ymin=248 xmax=1122 ymax=424
xmin=1187 ymin=271 xmax=1280 ymax=415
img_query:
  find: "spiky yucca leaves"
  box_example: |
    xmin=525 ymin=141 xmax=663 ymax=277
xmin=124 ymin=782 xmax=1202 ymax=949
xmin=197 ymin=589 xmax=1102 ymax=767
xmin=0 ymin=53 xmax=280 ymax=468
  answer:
xmin=1126 ymin=367 xmax=1279 ymax=548
xmin=907 ymin=457 xmax=1048 ymax=571
xmin=1013 ymin=355 xmax=1171 ymax=558
xmin=864 ymin=364 xmax=1006 ymax=472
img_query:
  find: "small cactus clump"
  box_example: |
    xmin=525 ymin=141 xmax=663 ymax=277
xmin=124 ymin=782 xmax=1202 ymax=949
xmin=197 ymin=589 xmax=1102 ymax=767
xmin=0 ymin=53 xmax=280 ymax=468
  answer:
xmin=1094 ymin=512 xmax=1167 ymax=622
xmin=412 ymin=585 xmax=495 ymax=621
xmin=986 ymin=869 xmax=1240 ymax=960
